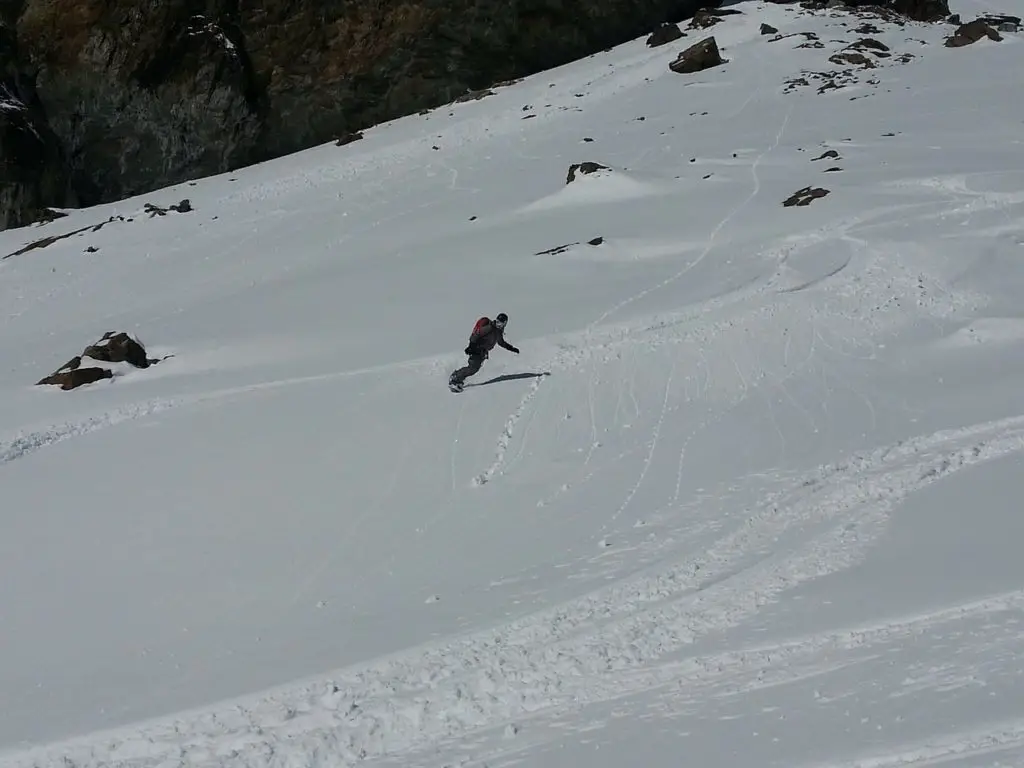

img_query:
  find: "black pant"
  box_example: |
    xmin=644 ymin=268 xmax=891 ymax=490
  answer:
xmin=451 ymin=352 xmax=486 ymax=385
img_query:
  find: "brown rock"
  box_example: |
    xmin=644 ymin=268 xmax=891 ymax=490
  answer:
xmin=688 ymin=10 xmax=723 ymax=29
xmin=848 ymin=38 xmax=891 ymax=53
xmin=37 ymin=331 xmax=164 ymax=390
xmin=536 ymin=242 xmax=578 ymax=256
xmin=454 ymin=88 xmax=495 ymax=103
xmin=143 ymin=199 xmax=192 ymax=217
xmin=647 ymin=23 xmax=683 ymax=47
xmin=783 ymin=187 xmax=830 ymax=207
xmin=945 ymin=20 xmax=1003 ymax=46
xmin=760 ymin=23 xmax=779 ymax=35
xmin=335 ymin=131 xmax=364 ymax=146
xmin=566 ymin=161 xmax=610 ymax=184
xmin=976 ymin=14 xmax=1020 ymax=32
xmin=82 ymin=331 xmax=151 ymax=368
xmin=770 ymin=31 xmax=820 ymax=45
xmin=829 ymin=51 xmax=876 ymax=67
xmin=669 ymin=36 xmax=725 ymax=74
xmin=37 ymin=362 xmax=113 ymax=391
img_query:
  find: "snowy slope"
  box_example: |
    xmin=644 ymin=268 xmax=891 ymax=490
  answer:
xmin=3 ymin=2 xmax=1024 ymax=766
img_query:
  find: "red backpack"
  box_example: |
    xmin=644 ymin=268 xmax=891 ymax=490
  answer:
xmin=471 ymin=316 xmax=490 ymax=337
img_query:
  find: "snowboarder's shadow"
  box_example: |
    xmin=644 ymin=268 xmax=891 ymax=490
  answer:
xmin=465 ymin=371 xmax=551 ymax=388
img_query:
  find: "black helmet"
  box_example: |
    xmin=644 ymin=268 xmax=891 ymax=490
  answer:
xmin=495 ymin=312 xmax=508 ymax=328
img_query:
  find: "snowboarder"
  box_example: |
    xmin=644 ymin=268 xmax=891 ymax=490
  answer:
xmin=449 ymin=312 xmax=520 ymax=392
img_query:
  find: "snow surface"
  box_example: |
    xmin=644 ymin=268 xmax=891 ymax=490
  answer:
xmin=3 ymin=2 xmax=1024 ymax=766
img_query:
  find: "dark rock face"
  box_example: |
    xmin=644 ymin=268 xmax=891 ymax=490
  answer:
xmin=16 ymin=1 xmax=262 ymax=209
xmin=0 ymin=20 xmax=72 ymax=229
xmin=1 ymin=0 xmax=719 ymax=230
xmin=892 ymin=0 xmax=949 ymax=22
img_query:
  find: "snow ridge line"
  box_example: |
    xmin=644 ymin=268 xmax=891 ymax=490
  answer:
xmin=0 ymin=399 xmax=180 ymax=468
xmin=8 ymin=415 xmax=1024 ymax=768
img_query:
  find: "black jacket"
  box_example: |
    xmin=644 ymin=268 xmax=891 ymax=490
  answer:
xmin=466 ymin=321 xmax=518 ymax=356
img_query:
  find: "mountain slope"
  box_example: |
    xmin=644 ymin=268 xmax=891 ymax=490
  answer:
xmin=2 ymin=3 xmax=1024 ymax=767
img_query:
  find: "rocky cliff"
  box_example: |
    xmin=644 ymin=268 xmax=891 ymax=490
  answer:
xmin=0 ymin=17 xmax=72 ymax=229
xmin=1 ymin=0 xmax=951 ymax=231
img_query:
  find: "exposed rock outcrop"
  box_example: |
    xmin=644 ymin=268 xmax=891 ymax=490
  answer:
xmin=566 ymin=161 xmax=610 ymax=184
xmin=945 ymin=19 xmax=1004 ymax=46
xmin=647 ymin=23 xmax=684 ymax=47
xmin=37 ymin=332 xmax=165 ymax=390
xmin=783 ymin=186 xmax=830 ymax=207
xmin=669 ymin=36 xmax=725 ymax=74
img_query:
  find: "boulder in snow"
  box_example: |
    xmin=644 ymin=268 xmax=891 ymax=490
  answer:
xmin=669 ymin=36 xmax=725 ymax=74
xmin=646 ymin=23 xmax=683 ymax=47
xmin=783 ymin=186 xmax=830 ymax=207
xmin=335 ymin=131 xmax=364 ymax=146
xmin=144 ymin=199 xmax=193 ymax=217
xmin=975 ymin=15 xmax=1020 ymax=32
xmin=37 ymin=332 xmax=164 ymax=390
xmin=945 ymin=19 xmax=1003 ymax=47
xmin=566 ymin=161 xmax=610 ymax=184
xmin=688 ymin=10 xmax=725 ymax=30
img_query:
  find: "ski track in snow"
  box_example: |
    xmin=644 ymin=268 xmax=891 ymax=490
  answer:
xmin=0 ymin=400 xmax=181 ymax=468
xmin=0 ymin=357 xmax=438 ymax=470
xmin=472 ymin=375 xmax=546 ymax=487
xmin=7 ymin=414 xmax=1024 ymax=768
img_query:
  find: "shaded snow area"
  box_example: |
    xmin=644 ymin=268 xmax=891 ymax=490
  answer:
xmin=3 ymin=2 xmax=1024 ymax=766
